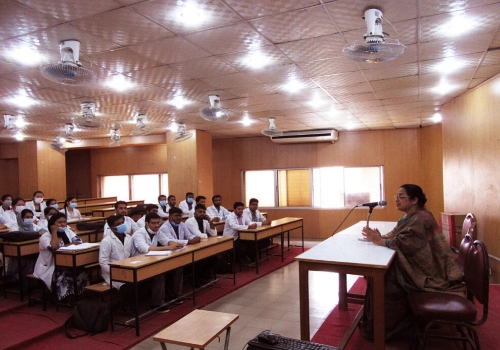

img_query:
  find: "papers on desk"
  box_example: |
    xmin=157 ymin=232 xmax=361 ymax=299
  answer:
xmin=58 ymin=242 xmax=99 ymax=251
xmin=146 ymin=251 xmax=172 ymax=256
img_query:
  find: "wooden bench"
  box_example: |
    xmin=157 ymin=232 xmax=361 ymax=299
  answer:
xmin=85 ymin=282 xmax=111 ymax=293
xmin=153 ymin=309 xmax=239 ymax=350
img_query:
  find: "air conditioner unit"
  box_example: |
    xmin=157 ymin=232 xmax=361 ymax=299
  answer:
xmin=270 ymin=129 xmax=339 ymax=144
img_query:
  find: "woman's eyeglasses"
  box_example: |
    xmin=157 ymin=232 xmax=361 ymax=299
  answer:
xmin=394 ymin=195 xmax=410 ymax=200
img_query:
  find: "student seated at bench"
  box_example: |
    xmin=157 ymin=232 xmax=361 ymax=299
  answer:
xmin=9 ymin=209 xmax=47 ymax=235
xmin=34 ymin=213 xmax=89 ymax=301
xmin=26 ymin=190 xmax=46 ymax=219
xmin=38 ymin=207 xmax=61 ymax=230
xmin=60 ymin=196 xmax=82 ymax=220
xmin=136 ymin=204 xmax=160 ymax=228
xmin=103 ymin=201 xmax=139 ymax=237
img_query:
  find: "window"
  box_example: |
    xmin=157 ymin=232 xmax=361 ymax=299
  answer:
xmin=100 ymin=173 xmax=168 ymax=203
xmin=243 ymin=166 xmax=383 ymax=209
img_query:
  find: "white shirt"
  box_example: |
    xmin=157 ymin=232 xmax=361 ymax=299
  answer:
xmin=0 ymin=205 xmax=10 ymax=216
xmin=178 ymin=200 xmax=194 ymax=214
xmin=243 ymin=208 xmax=267 ymax=226
xmin=159 ymin=220 xmax=196 ymax=242
xmin=132 ymin=227 xmax=172 ymax=256
xmin=60 ymin=208 xmax=82 ymax=220
xmin=223 ymin=212 xmax=252 ymax=240
xmin=26 ymin=200 xmax=46 ymax=218
xmin=206 ymin=205 xmax=230 ymax=220
xmin=99 ymin=232 xmax=133 ymax=290
xmin=103 ymin=215 xmax=139 ymax=237
xmin=185 ymin=217 xmax=217 ymax=238
xmin=157 ymin=204 xmax=173 ymax=218
xmin=136 ymin=214 xmax=146 ymax=228
xmin=0 ymin=210 xmax=17 ymax=227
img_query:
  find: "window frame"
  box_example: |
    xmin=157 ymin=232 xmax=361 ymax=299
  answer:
xmin=99 ymin=173 xmax=168 ymax=202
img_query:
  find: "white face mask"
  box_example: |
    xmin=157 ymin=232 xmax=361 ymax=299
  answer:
xmin=16 ymin=205 xmax=26 ymax=212
xmin=23 ymin=218 xmax=34 ymax=224
xmin=34 ymin=197 xmax=44 ymax=204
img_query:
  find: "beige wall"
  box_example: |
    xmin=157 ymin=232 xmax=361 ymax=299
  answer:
xmin=213 ymin=126 xmax=444 ymax=239
xmin=442 ymin=74 xmax=500 ymax=282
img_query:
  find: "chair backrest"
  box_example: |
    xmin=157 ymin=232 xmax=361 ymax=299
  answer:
xmin=457 ymin=233 xmax=473 ymax=273
xmin=461 ymin=213 xmax=477 ymax=241
xmin=464 ymin=240 xmax=489 ymax=325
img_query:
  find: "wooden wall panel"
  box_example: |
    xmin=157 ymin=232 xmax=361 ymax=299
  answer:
xmin=66 ymin=149 xmax=92 ymax=199
xmin=90 ymin=144 xmax=168 ymax=197
xmin=0 ymin=143 xmax=18 ymax=159
xmin=0 ymin=159 xmax=19 ymax=197
xmin=420 ymin=125 xmax=444 ymax=217
xmin=442 ymin=74 xmax=500 ymax=267
xmin=36 ymin=141 xmax=66 ymax=200
xmin=195 ymin=130 xmax=214 ymax=197
xmin=166 ymin=131 xmax=198 ymax=200
xmin=17 ymin=141 xmax=38 ymax=199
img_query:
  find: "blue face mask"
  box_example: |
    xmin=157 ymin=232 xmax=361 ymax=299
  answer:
xmin=57 ymin=227 xmax=66 ymax=233
xmin=186 ymin=197 xmax=193 ymax=204
xmin=170 ymin=221 xmax=179 ymax=227
xmin=115 ymin=223 xmax=127 ymax=234
xmin=159 ymin=200 xmax=166 ymax=206
xmin=51 ymin=204 xmax=59 ymax=209
xmin=69 ymin=202 xmax=77 ymax=209
xmin=23 ymin=218 xmax=34 ymax=225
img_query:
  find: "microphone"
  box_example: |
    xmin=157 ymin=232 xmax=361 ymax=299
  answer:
xmin=357 ymin=200 xmax=387 ymax=208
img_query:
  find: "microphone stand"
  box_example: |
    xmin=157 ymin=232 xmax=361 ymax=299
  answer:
xmin=366 ymin=205 xmax=376 ymax=227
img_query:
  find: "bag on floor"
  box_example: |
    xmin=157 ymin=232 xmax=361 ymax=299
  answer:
xmin=215 ymin=251 xmax=232 ymax=274
xmin=64 ymin=299 xmax=109 ymax=338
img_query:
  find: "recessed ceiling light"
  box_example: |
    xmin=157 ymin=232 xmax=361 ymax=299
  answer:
xmin=243 ymin=52 xmax=272 ymax=69
xmin=176 ymin=1 xmax=209 ymax=26
xmin=431 ymin=79 xmax=457 ymax=95
xmin=6 ymin=91 xmax=38 ymax=107
xmin=432 ymin=112 xmax=442 ymax=122
xmin=167 ymin=96 xmax=192 ymax=109
xmin=239 ymin=115 xmax=255 ymax=126
xmin=168 ymin=122 xmax=178 ymax=132
xmin=443 ymin=14 xmax=478 ymax=37
xmin=14 ymin=116 xmax=27 ymax=128
xmin=5 ymin=46 xmax=46 ymax=66
xmin=433 ymin=58 xmax=465 ymax=74
xmin=14 ymin=131 xmax=25 ymax=141
xmin=282 ymin=78 xmax=305 ymax=93
xmin=307 ymin=94 xmax=328 ymax=108
xmin=104 ymin=74 xmax=135 ymax=91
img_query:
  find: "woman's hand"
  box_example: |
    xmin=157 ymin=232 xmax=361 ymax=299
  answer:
xmin=361 ymin=226 xmax=385 ymax=246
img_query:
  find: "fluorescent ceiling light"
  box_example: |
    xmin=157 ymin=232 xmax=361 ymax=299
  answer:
xmin=14 ymin=132 xmax=25 ymax=141
xmin=443 ymin=14 xmax=478 ymax=37
xmin=239 ymin=115 xmax=255 ymax=126
xmin=104 ymin=75 xmax=135 ymax=91
xmin=431 ymin=79 xmax=457 ymax=95
xmin=282 ymin=78 xmax=305 ymax=93
xmin=5 ymin=46 xmax=45 ymax=66
xmin=307 ymin=94 xmax=328 ymax=108
xmin=433 ymin=58 xmax=465 ymax=74
xmin=14 ymin=116 xmax=27 ymax=128
xmin=243 ymin=52 xmax=272 ymax=69
xmin=432 ymin=112 xmax=442 ymax=122
xmin=176 ymin=1 xmax=209 ymax=26
xmin=167 ymin=96 xmax=191 ymax=109
xmin=6 ymin=92 xmax=38 ymax=107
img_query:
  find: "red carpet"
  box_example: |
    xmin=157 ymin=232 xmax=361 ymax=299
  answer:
xmin=312 ymin=278 xmax=500 ymax=349
xmin=0 ymin=246 xmax=303 ymax=350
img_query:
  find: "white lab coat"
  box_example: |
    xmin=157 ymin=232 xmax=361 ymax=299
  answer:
xmin=243 ymin=208 xmax=267 ymax=226
xmin=99 ymin=232 xmax=133 ymax=290
xmin=185 ymin=217 xmax=217 ymax=238
xmin=206 ymin=205 xmax=230 ymax=220
xmin=34 ymin=229 xmax=82 ymax=290
xmin=159 ymin=221 xmax=196 ymax=241
xmin=157 ymin=204 xmax=173 ymax=218
xmin=0 ymin=205 xmax=10 ymax=216
xmin=0 ymin=209 xmax=17 ymax=227
xmin=26 ymin=200 xmax=46 ymax=218
xmin=131 ymin=227 xmax=172 ymax=256
xmin=178 ymin=200 xmax=194 ymax=215
xmin=60 ymin=208 xmax=83 ymax=220
xmin=223 ymin=212 xmax=252 ymax=240
xmin=8 ymin=222 xmax=44 ymax=233
xmin=136 ymin=215 xmax=146 ymax=228
xmin=103 ymin=216 xmax=139 ymax=237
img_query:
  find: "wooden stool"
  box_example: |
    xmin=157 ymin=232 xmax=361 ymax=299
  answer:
xmin=153 ymin=309 xmax=239 ymax=350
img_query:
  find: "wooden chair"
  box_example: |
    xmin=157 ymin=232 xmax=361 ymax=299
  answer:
xmin=409 ymin=239 xmax=489 ymax=349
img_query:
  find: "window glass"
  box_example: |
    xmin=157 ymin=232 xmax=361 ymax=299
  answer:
xmin=101 ymin=175 xmax=129 ymax=201
xmin=160 ymin=173 xmax=169 ymax=196
xmin=344 ymin=167 xmax=382 ymax=206
xmin=244 ymin=170 xmax=275 ymax=207
xmin=312 ymin=167 xmax=344 ymax=208
xmin=278 ymin=169 xmax=311 ymax=207
xmin=132 ymin=174 xmax=160 ymax=204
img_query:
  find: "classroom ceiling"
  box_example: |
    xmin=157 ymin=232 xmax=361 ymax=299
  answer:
xmin=0 ymin=0 xmax=499 ymax=144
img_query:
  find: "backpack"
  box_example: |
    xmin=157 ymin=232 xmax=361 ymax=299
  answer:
xmin=64 ymin=300 xmax=109 ymax=338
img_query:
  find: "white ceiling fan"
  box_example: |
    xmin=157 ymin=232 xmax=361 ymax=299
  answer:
xmin=73 ymin=102 xmax=104 ymax=128
xmin=62 ymin=123 xmax=82 ymax=144
xmin=173 ymin=123 xmax=193 ymax=143
xmin=49 ymin=136 xmax=68 ymax=154
xmin=109 ymin=125 xmax=124 ymax=147
xmin=261 ymin=117 xmax=283 ymax=137
xmin=199 ymin=95 xmax=230 ymax=122
xmin=343 ymin=9 xmax=406 ymax=63
xmin=40 ymin=39 xmax=97 ymax=85
xmin=130 ymin=114 xmax=155 ymax=136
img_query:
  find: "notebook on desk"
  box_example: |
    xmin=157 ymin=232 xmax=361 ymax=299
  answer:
xmin=246 ymin=332 xmax=339 ymax=350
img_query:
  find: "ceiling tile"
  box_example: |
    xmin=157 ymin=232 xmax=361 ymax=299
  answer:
xmin=223 ymin=0 xmax=320 ymax=20
xmin=90 ymin=48 xmax=163 ymax=74
xmin=168 ymin=57 xmax=239 ymax=79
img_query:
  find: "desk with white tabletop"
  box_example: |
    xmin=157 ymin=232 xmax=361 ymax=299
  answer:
xmin=295 ymin=221 xmax=396 ymax=350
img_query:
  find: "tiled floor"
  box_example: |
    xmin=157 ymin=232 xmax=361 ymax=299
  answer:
xmin=131 ymin=240 xmax=360 ymax=350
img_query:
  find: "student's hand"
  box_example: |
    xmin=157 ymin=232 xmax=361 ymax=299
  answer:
xmin=189 ymin=237 xmax=201 ymax=244
xmin=168 ymin=241 xmax=184 ymax=249
xmin=262 ymin=219 xmax=271 ymax=225
xmin=50 ymin=224 xmax=59 ymax=234
xmin=248 ymin=223 xmax=258 ymax=229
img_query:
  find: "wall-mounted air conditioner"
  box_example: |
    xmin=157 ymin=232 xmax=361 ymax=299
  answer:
xmin=270 ymin=129 xmax=339 ymax=144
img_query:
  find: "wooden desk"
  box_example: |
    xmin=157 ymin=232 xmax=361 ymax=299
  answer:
xmin=77 ymin=200 xmax=144 ymax=216
xmin=55 ymin=244 xmax=100 ymax=302
xmin=214 ymin=220 xmax=225 ymax=234
xmin=109 ymin=236 xmax=235 ymax=336
xmin=153 ymin=309 xmax=239 ymax=350
xmin=75 ymin=229 xmax=97 ymax=243
xmin=0 ymin=238 xmax=39 ymax=301
xmin=67 ymin=216 xmax=106 ymax=231
xmin=58 ymin=196 xmax=118 ymax=206
xmin=295 ymin=221 xmax=396 ymax=350
xmin=238 ymin=217 xmax=303 ymax=274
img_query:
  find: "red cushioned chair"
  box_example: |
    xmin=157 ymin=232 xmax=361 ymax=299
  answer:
xmin=408 ymin=239 xmax=489 ymax=350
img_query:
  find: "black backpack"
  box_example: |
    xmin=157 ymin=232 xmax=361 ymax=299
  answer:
xmin=64 ymin=300 xmax=109 ymax=338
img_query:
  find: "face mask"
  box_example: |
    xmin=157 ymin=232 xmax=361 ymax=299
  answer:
xmin=51 ymin=204 xmax=59 ymax=209
xmin=159 ymin=200 xmax=166 ymax=206
xmin=35 ymin=197 xmax=44 ymax=204
xmin=24 ymin=218 xmax=34 ymax=224
xmin=170 ymin=221 xmax=179 ymax=227
xmin=3 ymin=200 xmax=12 ymax=207
xmin=69 ymin=203 xmax=77 ymax=209
xmin=146 ymin=226 xmax=157 ymax=235
xmin=116 ymin=223 xmax=127 ymax=234
xmin=186 ymin=198 xmax=193 ymax=204
xmin=16 ymin=205 xmax=26 ymax=212
xmin=57 ymin=227 xmax=66 ymax=233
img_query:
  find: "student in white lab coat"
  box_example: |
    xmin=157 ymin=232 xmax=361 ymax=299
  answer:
xmin=33 ymin=213 xmax=89 ymax=300
xmin=8 ymin=209 xmax=47 ymax=235
xmin=0 ymin=197 xmax=27 ymax=228
xmin=136 ymin=204 xmax=160 ymax=228
xmin=38 ymin=207 xmax=61 ymax=230
xmin=157 ymin=194 xmax=176 ymax=218
xmin=178 ymin=192 xmax=195 ymax=214
xmin=45 ymin=198 xmax=59 ymax=210
xmin=185 ymin=204 xmax=217 ymax=238
xmin=206 ymin=195 xmax=230 ymax=221
xmin=60 ymin=196 xmax=82 ymax=220
xmin=0 ymin=194 xmax=12 ymax=216
xmin=26 ymin=190 xmax=46 ymax=219
xmin=103 ymin=201 xmax=139 ymax=237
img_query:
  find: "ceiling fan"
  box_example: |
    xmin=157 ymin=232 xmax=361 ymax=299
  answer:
xmin=49 ymin=136 xmax=68 ymax=154
xmin=109 ymin=125 xmax=124 ymax=147
xmin=173 ymin=123 xmax=192 ymax=143
xmin=199 ymin=95 xmax=230 ymax=122
xmin=40 ymin=39 xmax=97 ymax=85
xmin=343 ymin=8 xmax=406 ymax=63
xmin=2 ymin=114 xmax=25 ymax=135
xmin=130 ymin=114 xmax=155 ymax=136
xmin=62 ymin=123 xmax=82 ymax=144
xmin=73 ymin=102 xmax=104 ymax=128
xmin=261 ymin=117 xmax=283 ymax=137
